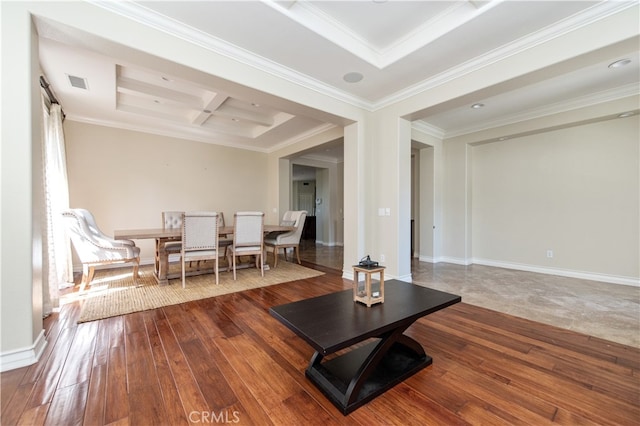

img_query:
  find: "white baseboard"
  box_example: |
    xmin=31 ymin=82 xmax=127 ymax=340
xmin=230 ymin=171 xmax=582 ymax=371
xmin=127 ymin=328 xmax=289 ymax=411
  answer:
xmin=315 ymin=240 xmax=343 ymax=247
xmin=0 ymin=330 xmax=47 ymax=372
xmin=415 ymin=255 xmax=638 ymax=287
xmin=397 ymin=273 xmax=412 ymax=282
xmin=436 ymin=256 xmax=473 ymax=266
xmin=473 ymin=258 xmax=640 ymax=287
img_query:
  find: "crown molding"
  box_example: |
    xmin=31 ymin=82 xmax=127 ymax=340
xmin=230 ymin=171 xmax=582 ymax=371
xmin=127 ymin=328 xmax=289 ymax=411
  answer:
xmin=296 ymin=153 xmax=343 ymax=165
xmin=372 ymin=0 xmax=637 ymax=110
xmin=411 ymin=121 xmax=445 ymax=140
xmin=90 ymin=0 xmax=635 ymax=122
xmin=267 ymin=123 xmax=338 ymax=154
xmin=89 ymin=0 xmax=373 ymax=110
xmin=264 ymin=0 xmax=382 ymax=68
xmin=266 ymin=0 xmax=503 ymax=69
xmin=67 ymin=114 xmax=279 ymax=153
xmin=444 ymin=83 xmax=640 ymax=139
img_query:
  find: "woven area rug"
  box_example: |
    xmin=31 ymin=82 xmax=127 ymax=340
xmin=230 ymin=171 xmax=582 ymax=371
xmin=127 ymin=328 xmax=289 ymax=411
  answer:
xmin=72 ymin=261 xmax=324 ymax=323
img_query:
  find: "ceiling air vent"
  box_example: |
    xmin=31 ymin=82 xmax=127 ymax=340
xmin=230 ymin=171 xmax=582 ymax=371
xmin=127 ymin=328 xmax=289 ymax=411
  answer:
xmin=67 ymin=74 xmax=88 ymax=90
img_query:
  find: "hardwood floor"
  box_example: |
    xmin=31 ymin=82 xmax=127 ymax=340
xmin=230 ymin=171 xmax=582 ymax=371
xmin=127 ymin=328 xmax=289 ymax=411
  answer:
xmin=2 ymin=263 xmax=639 ymax=425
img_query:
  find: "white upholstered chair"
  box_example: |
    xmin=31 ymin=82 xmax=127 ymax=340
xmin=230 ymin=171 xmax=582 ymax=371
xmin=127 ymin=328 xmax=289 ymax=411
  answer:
xmin=162 ymin=211 xmax=184 ymax=262
xmin=264 ymin=210 xmax=307 ymax=268
xmin=61 ymin=209 xmax=140 ymax=292
xmin=78 ymin=208 xmax=136 ymax=248
xmin=181 ymin=211 xmax=221 ymax=287
xmin=226 ymin=211 xmax=265 ymax=280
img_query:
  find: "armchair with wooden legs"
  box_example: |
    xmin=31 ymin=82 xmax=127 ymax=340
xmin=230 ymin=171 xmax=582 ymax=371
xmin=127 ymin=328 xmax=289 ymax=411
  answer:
xmin=264 ymin=210 xmax=307 ymax=268
xmin=61 ymin=209 xmax=140 ymax=292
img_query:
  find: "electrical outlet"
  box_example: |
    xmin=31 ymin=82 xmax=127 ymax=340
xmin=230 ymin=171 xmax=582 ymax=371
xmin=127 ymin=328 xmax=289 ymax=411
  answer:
xmin=546 ymin=250 xmax=553 ymax=258
xmin=380 ymin=254 xmax=385 ymax=262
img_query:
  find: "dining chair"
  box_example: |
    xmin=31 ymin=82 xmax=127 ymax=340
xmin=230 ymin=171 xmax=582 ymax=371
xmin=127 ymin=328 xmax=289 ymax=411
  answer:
xmin=181 ymin=211 xmax=221 ymax=287
xmin=162 ymin=210 xmax=184 ymax=263
xmin=264 ymin=210 xmax=295 ymax=240
xmin=61 ymin=209 xmax=140 ymax=292
xmin=226 ymin=211 xmax=265 ymax=280
xmin=217 ymin=212 xmax=233 ymax=258
xmin=264 ymin=210 xmax=307 ymax=268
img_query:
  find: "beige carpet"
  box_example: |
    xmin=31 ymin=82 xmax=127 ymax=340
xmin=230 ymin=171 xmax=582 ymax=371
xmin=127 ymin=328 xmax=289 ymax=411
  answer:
xmin=72 ymin=261 xmax=324 ymax=323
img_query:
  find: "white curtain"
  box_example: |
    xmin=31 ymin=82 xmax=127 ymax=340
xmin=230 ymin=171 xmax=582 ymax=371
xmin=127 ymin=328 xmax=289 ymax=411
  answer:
xmin=42 ymin=98 xmax=72 ymax=315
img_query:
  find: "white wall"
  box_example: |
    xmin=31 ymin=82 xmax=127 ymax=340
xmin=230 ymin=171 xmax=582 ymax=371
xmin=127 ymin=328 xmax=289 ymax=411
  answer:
xmin=65 ymin=121 xmax=268 ymax=265
xmin=0 ymin=2 xmax=48 ymax=372
xmin=471 ymin=117 xmax=639 ymax=281
xmin=418 ymin=147 xmax=435 ymax=260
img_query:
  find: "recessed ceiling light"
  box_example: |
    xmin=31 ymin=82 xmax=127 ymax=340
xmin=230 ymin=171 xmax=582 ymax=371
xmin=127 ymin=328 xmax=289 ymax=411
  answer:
xmin=471 ymin=103 xmax=485 ymax=109
xmin=232 ymin=118 xmax=239 ymax=122
xmin=618 ymin=111 xmax=635 ymax=118
xmin=343 ymin=72 xmax=363 ymax=83
xmin=608 ymin=58 xmax=631 ymax=69
xmin=161 ymin=76 xmax=173 ymax=82
xmin=251 ymin=103 xmax=260 ymax=107
xmin=203 ymin=109 xmax=212 ymax=114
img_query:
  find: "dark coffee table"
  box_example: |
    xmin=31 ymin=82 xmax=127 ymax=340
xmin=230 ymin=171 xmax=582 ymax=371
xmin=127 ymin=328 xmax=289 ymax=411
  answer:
xmin=269 ymin=280 xmax=461 ymax=414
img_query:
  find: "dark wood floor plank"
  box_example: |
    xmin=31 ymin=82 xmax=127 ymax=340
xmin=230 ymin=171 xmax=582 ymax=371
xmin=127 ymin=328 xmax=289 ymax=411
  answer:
xmin=0 ymin=380 xmax=38 ymax=425
xmin=127 ymin=382 xmax=170 ymax=426
xmin=142 ymin=312 xmax=189 ymax=426
xmin=210 ymin=335 xmax=276 ymax=425
xmin=361 ymin=381 xmax=471 ymax=426
xmin=162 ymin=303 xmax=199 ymax=343
xmin=125 ymin=331 xmax=156 ymax=390
xmin=92 ymin=319 xmax=111 ymax=368
xmin=179 ymin=338 xmax=238 ymax=410
xmin=83 ymin=364 xmax=106 ymax=426
xmin=154 ymin=316 xmax=210 ymax=416
xmin=107 ymin=315 xmax=126 ymax=349
xmin=442 ymin=366 xmax=556 ymax=425
xmin=58 ymin=321 xmax=98 ymax=389
xmin=17 ymin=306 xmax=69 ymax=390
xmin=16 ymin=402 xmax=50 ymax=426
xmin=193 ymin=297 xmax=242 ymax=339
xmin=0 ymin=366 xmax=28 ymax=415
xmin=2 ymin=265 xmax=638 ymax=425
xmin=103 ymin=345 xmax=128 ymax=425
xmin=449 ymin=303 xmax=639 ymax=367
xmin=481 ymin=350 xmax=639 ymax=425
xmin=276 ymin=390 xmax=344 ymax=426
xmin=226 ymin=333 xmax=301 ymax=403
xmin=446 ymin=303 xmax=640 ymax=373
xmin=24 ymin=326 xmax=77 ymax=410
xmin=44 ymin=380 xmax=89 ymax=426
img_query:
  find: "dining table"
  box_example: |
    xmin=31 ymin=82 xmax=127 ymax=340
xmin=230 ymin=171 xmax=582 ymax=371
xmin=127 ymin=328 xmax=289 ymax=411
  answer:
xmin=114 ymin=224 xmax=294 ymax=285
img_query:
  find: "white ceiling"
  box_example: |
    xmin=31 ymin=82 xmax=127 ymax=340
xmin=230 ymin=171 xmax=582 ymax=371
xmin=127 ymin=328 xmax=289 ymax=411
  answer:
xmin=36 ymin=0 xmax=639 ymax=162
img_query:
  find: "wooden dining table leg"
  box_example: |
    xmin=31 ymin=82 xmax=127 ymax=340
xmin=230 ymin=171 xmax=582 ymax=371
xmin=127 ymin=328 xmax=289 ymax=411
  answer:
xmin=154 ymin=237 xmax=170 ymax=286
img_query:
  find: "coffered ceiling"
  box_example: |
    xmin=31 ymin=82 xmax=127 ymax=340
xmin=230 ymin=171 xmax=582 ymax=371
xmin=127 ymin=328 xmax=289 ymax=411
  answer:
xmin=36 ymin=1 xmax=639 ymax=160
